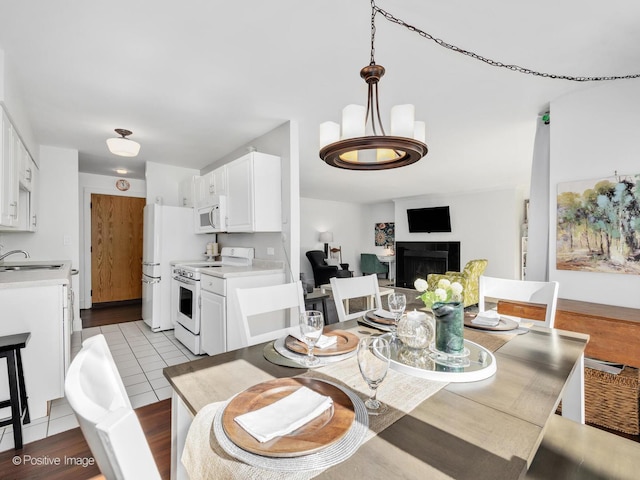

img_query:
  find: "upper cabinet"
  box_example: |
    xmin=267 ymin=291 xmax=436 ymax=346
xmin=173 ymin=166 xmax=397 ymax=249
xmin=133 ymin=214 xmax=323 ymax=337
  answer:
xmin=179 ymin=176 xmax=195 ymax=207
xmin=193 ymin=166 xmax=227 ymax=209
xmin=0 ymin=107 xmax=39 ymax=231
xmin=1 ymin=109 xmax=20 ymax=227
xmin=225 ymin=152 xmax=281 ymax=233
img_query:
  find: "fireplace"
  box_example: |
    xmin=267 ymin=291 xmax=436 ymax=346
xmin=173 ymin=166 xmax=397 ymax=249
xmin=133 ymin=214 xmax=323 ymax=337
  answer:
xmin=395 ymin=242 xmax=460 ymax=288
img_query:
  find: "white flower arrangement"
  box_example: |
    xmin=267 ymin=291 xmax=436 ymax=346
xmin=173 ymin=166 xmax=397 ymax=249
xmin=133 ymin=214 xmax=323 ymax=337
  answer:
xmin=414 ymin=278 xmax=463 ymax=309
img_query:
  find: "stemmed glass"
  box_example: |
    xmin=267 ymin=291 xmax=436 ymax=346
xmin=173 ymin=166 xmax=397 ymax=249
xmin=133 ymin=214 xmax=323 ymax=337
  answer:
xmin=357 ymin=336 xmax=391 ymax=415
xmin=299 ymin=310 xmax=324 ymax=367
xmin=387 ymin=292 xmax=406 ymax=338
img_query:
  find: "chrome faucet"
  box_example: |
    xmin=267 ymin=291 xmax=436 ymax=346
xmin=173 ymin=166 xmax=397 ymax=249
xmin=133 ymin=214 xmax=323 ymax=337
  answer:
xmin=0 ymin=250 xmax=31 ymax=261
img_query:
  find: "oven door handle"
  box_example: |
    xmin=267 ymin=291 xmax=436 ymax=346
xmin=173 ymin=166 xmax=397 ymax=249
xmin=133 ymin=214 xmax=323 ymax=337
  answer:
xmin=173 ymin=275 xmax=197 ymax=286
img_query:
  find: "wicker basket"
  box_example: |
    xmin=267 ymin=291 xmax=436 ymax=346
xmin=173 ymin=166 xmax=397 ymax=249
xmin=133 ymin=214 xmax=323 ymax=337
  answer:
xmin=579 ymin=366 xmax=639 ymax=435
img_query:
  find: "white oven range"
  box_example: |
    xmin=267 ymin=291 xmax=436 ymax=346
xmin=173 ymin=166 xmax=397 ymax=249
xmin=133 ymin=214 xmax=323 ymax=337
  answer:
xmin=172 ymin=248 xmax=254 ymax=354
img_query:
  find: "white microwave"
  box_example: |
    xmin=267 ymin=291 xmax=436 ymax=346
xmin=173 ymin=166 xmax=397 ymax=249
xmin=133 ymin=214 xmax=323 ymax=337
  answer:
xmin=195 ymin=196 xmax=226 ymax=233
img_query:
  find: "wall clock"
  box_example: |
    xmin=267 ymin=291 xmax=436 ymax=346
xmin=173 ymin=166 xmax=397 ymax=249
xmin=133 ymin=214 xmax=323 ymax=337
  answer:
xmin=116 ymin=179 xmax=130 ymax=191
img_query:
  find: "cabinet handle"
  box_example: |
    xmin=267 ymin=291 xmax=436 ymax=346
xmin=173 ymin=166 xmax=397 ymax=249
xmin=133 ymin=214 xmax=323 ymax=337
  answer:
xmin=32 ymin=214 xmax=37 ymax=227
xmin=10 ymin=202 xmax=17 ymax=218
xmin=26 ymin=168 xmax=32 ymax=181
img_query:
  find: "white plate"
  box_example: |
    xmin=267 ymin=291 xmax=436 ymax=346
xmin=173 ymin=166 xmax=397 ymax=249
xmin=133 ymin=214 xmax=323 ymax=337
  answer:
xmin=273 ymin=337 xmax=356 ymax=367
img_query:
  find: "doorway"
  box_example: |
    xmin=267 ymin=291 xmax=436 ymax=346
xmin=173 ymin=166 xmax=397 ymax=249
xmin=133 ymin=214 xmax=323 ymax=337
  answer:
xmin=90 ymin=194 xmax=145 ymax=304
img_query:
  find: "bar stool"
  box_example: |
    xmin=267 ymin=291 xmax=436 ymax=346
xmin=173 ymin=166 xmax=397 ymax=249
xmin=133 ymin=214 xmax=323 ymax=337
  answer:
xmin=0 ymin=332 xmax=31 ymax=449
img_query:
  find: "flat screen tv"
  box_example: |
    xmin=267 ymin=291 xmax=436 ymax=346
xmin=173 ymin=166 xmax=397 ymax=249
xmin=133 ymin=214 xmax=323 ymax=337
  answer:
xmin=407 ymin=206 xmax=451 ymax=233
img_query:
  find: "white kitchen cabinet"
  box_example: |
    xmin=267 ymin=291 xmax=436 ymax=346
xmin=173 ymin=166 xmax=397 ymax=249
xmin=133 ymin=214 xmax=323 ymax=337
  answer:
xmin=17 ymin=138 xmax=34 ymax=191
xmin=0 ymin=282 xmax=69 ymax=420
xmin=0 ymin=106 xmax=38 ymax=231
xmin=193 ymin=166 xmax=227 ymax=209
xmin=200 ymin=288 xmax=226 ymax=356
xmin=212 ymin=165 xmax=227 ymax=196
xmin=225 ymin=152 xmax=281 ymax=232
xmin=0 ymin=109 xmax=19 ymax=227
xmin=179 ymin=176 xmax=195 ymax=207
xmin=16 ymin=157 xmax=39 ymax=232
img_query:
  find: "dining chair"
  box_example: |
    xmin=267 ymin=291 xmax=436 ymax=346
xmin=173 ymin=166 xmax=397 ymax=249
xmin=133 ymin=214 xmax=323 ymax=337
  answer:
xmin=64 ymin=334 xmax=161 ymax=480
xmin=234 ymin=281 xmax=306 ymax=346
xmin=330 ymin=274 xmax=383 ymax=323
xmin=478 ymin=275 xmax=559 ymax=327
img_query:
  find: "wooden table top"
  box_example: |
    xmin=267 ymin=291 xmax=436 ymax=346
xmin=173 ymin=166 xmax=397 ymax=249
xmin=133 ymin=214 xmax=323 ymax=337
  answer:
xmin=164 ymin=321 xmax=588 ymax=479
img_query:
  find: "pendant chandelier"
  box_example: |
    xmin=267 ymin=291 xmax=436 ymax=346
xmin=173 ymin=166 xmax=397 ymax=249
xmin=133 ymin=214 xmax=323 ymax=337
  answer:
xmin=319 ymin=2 xmax=427 ymax=170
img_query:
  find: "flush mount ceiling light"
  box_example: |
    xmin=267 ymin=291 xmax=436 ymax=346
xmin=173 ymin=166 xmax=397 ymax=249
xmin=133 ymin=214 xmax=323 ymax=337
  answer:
xmin=106 ymin=129 xmax=141 ymax=157
xmin=319 ymin=2 xmax=427 ymax=171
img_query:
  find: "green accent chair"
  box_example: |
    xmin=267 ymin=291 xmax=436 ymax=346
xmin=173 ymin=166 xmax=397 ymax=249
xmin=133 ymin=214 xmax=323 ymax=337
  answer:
xmin=426 ymin=259 xmax=488 ymax=307
xmin=360 ymin=253 xmax=389 ymax=279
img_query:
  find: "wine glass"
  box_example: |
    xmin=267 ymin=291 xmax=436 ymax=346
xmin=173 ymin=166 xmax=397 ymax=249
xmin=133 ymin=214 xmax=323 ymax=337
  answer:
xmin=357 ymin=336 xmax=391 ymax=415
xmin=299 ymin=310 xmax=324 ymax=367
xmin=387 ymin=292 xmax=406 ymax=338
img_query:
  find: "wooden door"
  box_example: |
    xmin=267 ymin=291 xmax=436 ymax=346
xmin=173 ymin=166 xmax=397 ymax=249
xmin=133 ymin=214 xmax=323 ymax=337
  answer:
xmin=91 ymin=194 xmax=145 ymax=303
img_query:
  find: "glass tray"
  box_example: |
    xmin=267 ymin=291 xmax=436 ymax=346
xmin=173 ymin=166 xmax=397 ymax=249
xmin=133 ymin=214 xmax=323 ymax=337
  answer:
xmin=381 ymin=334 xmax=497 ymax=383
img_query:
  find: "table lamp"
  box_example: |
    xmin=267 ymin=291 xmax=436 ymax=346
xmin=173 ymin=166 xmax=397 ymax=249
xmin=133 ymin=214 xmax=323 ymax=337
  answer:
xmin=319 ymin=232 xmax=333 ymax=257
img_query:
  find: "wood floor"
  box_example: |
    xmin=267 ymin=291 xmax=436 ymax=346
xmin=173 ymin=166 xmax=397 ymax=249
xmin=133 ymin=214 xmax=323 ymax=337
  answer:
xmin=0 ymin=399 xmax=172 ymax=479
xmin=81 ymin=299 xmax=143 ymax=328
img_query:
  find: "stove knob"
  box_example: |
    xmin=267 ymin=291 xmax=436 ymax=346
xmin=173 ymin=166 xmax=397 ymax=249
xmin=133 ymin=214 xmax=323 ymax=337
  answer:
xmin=189 ymin=272 xmax=193 ymax=278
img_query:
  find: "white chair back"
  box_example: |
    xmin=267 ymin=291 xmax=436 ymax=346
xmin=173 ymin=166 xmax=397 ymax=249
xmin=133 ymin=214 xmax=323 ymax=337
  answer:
xmin=478 ymin=275 xmax=559 ymax=327
xmin=64 ymin=334 xmax=160 ymax=480
xmin=235 ymin=281 xmax=306 ymax=347
xmin=330 ymin=274 xmax=383 ymax=322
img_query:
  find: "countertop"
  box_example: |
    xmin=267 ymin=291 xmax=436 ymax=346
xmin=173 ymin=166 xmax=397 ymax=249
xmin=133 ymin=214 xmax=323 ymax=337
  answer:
xmin=198 ymin=260 xmax=284 ymax=279
xmin=0 ymin=260 xmax=72 ymax=288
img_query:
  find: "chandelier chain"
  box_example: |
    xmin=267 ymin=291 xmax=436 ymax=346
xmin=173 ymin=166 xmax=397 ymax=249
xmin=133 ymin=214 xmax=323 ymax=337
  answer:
xmin=371 ymin=1 xmax=640 ymax=82
xmin=370 ymin=0 xmax=377 ymax=65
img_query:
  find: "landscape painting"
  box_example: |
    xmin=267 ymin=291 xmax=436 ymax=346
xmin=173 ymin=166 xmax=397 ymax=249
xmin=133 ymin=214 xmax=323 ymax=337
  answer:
xmin=556 ymin=174 xmax=640 ymax=275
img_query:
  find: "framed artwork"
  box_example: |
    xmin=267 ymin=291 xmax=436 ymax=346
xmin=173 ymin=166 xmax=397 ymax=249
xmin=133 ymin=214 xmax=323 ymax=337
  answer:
xmin=375 ymin=222 xmax=395 ymax=246
xmin=556 ymin=173 xmax=640 ymax=275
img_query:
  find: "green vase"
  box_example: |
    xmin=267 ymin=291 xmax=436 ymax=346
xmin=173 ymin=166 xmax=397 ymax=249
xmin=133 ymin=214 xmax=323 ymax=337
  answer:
xmin=432 ymin=301 xmax=464 ymax=354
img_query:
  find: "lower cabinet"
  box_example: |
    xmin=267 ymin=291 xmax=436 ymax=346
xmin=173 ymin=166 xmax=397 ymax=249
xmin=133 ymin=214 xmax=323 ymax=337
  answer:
xmin=200 ymin=289 xmax=226 ymax=356
xmin=199 ymin=271 xmax=285 ymax=354
xmin=0 ymin=282 xmax=69 ymax=420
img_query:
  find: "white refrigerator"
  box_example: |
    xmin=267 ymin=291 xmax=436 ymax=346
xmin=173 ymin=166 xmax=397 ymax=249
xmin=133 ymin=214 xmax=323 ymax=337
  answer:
xmin=142 ymin=204 xmax=207 ymax=331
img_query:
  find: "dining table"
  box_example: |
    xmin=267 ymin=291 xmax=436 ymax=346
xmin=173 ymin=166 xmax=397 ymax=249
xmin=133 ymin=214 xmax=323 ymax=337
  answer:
xmin=163 ymin=318 xmax=588 ymax=480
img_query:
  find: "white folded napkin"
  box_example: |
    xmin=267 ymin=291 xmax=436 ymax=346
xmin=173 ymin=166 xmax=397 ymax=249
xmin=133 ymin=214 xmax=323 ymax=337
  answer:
xmin=289 ymin=331 xmax=337 ymax=349
xmin=234 ymin=386 xmax=333 ymax=443
xmin=373 ymin=308 xmax=397 ymax=320
xmin=472 ymin=310 xmax=501 ymax=326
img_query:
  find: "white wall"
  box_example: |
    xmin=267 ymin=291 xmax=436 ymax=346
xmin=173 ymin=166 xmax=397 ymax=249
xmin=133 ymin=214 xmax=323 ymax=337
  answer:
xmin=300 ymin=198 xmax=374 ymax=282
xmin=145 ymin=161 xmax=199 ymax=207
xmin=0 ymin=49 xmax=38 ymax=161
xmin=550 ymin=81 xmax=640 ymax=308
xmin=78 ymin=173 xmax=146 ymax=312
xmin=0 ymin=146 xmax=81 ymax=325
xmin=203 ymin=122 xmax=300 ymax=281
xmin=394 ymin=188 xmax=525 ymax=279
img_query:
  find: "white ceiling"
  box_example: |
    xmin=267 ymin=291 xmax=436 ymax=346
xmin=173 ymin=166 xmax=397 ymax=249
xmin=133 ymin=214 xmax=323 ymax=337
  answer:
xmin=1 ymin=1 xmax=639 ymax=204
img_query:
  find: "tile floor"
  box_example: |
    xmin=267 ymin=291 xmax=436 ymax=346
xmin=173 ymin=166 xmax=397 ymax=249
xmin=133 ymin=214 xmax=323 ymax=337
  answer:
xmin=0 ymin=320 xmax=201 ymax=452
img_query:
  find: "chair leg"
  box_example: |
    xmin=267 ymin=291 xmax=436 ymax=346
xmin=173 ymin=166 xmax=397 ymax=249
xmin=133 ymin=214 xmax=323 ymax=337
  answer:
xmin=6 ymin=350 xmax=23 ymax=449
xmin=16 ymin=349 xmax=30 ymax=425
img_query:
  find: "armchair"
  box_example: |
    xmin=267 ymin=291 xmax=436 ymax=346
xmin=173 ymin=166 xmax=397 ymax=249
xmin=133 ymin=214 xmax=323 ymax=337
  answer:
xmin=426 ymin=259 xmax=488 ymax=307
xmin=360 ymin=253 xmax=389 ymax=279
xmin=306 ymin=250 xmax=339 ymax=287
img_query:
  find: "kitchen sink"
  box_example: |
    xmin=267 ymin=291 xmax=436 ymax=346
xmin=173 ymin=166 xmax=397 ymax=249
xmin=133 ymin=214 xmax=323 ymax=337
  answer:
xmin=0 ymin=264 xmax=64 ymax=272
